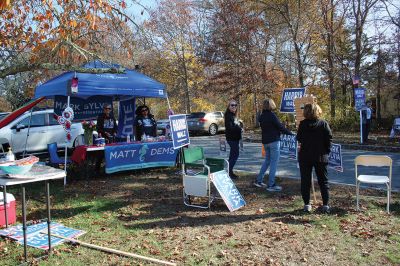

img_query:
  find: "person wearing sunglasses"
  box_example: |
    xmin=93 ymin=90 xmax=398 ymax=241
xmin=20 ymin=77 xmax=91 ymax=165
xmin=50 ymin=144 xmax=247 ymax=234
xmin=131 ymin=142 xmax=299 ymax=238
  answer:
xmin=224 ymin=100 xmax=242 ymax=179
xmin=134 ymin=105 xmax=157 ymax=141
xmin=96 ymin=103 xmax=118 ymax=143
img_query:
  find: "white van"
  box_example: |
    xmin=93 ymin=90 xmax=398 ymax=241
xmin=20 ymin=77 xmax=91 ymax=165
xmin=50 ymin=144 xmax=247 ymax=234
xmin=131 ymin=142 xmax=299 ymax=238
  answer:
xmin=0 ymin=109 xmax=84 ymax=154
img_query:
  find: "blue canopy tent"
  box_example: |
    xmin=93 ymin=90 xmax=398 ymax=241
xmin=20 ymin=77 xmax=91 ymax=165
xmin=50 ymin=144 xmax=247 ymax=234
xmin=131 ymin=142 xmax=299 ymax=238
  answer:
xmin=34 ymin=61 xmax=168 ymax=183
xmin=35 ymin=61 xmax=166 ymax=99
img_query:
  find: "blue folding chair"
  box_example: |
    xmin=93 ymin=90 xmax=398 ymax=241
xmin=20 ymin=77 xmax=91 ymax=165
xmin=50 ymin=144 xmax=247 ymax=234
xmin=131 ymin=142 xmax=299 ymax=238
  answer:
xmin=47 ymin=142 xmax=71 ymax=168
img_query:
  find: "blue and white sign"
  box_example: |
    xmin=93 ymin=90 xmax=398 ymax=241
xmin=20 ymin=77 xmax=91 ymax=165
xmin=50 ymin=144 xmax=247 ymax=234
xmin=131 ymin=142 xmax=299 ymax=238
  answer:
xmin=328 ymin=143 xmax=343 ymax=172
xmin=104 ymin=142 xmax=178 ymax=173
xmin=117 ymin=98 xmax=135 ymax=139
xmin=280 ymin=88 xmax=306 ymax=113
xmin=169 ymin=114 xmax=190 ymax=149
xmin=280 ymin=134 xmax=297 ymax=160
xmin=210 ymin=170 xmax=246 ymax=212
xmin=54 ymin=95 xmax=113 ymax=120
xmin=354 ymin=88 xmax=366 ymax=111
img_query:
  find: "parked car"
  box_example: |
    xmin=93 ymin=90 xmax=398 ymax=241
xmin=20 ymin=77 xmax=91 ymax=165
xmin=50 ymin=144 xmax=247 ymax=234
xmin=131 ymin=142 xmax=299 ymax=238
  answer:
xmin=0 ymin=109 xmax=84 ymax=154
xmin=156 ymin=119 xmax=170 ymax=135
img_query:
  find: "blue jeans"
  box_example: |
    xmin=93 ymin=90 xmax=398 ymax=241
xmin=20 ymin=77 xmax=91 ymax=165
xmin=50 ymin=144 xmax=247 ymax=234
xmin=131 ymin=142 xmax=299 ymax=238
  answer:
xmin=257 ymin=141 xmax=280 ymax=186
xmin=227 ymin=140 xmax=240 ymax=173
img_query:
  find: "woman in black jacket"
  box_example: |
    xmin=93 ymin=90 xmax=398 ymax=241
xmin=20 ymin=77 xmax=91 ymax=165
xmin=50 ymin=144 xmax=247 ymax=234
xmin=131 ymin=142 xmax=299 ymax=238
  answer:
xmin=134 ymin=105 xmax=157 ymax=141
xmin=296 ymin=103 xmax=332 ymax=213
xmin=224 ymin=100 xmax=242 ymax=179
xmin=96 ymin=104 xmax=118 ymax=143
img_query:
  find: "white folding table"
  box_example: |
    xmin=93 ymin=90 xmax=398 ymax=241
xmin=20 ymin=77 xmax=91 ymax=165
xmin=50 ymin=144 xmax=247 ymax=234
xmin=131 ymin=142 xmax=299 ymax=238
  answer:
xmin=0 ymin=164 xmax=65 ymax=262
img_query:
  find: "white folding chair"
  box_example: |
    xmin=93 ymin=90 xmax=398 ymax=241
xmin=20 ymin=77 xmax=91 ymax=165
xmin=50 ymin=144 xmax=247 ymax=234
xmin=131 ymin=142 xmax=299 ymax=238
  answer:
xmin=355 ymin=155 xmax=392 ymax=213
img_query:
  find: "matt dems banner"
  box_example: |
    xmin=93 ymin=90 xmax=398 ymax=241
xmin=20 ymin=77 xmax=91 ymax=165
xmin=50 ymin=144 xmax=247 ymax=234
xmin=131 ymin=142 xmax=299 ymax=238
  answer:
xmin=280 ymin=88 xmax=306 ymax=113
xmin=54 ymin=95 xmax=112 ymax=120
xmin=104 ymin=142 xmax=178 ymax=173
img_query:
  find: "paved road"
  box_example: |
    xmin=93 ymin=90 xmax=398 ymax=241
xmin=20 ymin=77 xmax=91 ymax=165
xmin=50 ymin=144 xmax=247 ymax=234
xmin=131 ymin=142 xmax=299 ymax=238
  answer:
xmin=189 ymin=135 xmax=400 ymax=190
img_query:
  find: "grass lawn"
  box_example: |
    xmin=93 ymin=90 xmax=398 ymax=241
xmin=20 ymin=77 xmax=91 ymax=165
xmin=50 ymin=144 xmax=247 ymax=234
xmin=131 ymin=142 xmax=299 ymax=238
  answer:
xmin=1 ymin=168 xmax=399 ymax=265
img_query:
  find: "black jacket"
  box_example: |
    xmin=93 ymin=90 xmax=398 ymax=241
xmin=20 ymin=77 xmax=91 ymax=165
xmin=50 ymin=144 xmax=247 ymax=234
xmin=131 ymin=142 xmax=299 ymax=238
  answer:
xmin=259 ymin=110 xmax=292 ymax=144
xmin=134 ymin=114 xmax=157 ymax=141
xmin=224 ymin=111 xmax=242 ymax=141
xmin=96 ymin=113 xmax=117 ymax=138
xmin=296 ymin=119 xmax=332 ymax=163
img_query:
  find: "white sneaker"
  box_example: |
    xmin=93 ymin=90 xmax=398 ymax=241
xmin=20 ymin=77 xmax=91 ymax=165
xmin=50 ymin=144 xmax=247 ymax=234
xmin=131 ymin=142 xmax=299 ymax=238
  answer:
xmin=253 ymin=182 xmax=268 ymax=188
xmin=266 ymin=185 xmax=282 ymax=192
xmin=303 ymin=205 xmax=312 ymax=212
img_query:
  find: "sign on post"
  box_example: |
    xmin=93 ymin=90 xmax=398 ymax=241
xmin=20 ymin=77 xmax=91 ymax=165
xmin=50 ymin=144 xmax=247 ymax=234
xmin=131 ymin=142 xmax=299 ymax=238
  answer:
xmin=328 ymin=143 xmax=343 ymax=172
xmin=354 ymin=88 xmax=366 ymax=111
xmin=280 ymin=88 xmax=306 ymax=113
xmin=280 ymin=134 xmax=297 ymax=160
xmin=210 ymin=170 xmax=246 ymax=212
xmin=169 ymin=114 xmax=190 ymax=149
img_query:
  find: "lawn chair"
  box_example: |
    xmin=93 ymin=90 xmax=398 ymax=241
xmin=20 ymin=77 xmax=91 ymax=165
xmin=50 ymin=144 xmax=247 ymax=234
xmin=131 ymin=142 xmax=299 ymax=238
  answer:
xmin=182 ymin=146 xmax=228 ymax=209
xmin=389 ymin=117 xmax=400 ymax=138
xmin=47 ymin=142 xmax=71 ymax=168
xmin=355 ymin=155 xmax=392 ymax=213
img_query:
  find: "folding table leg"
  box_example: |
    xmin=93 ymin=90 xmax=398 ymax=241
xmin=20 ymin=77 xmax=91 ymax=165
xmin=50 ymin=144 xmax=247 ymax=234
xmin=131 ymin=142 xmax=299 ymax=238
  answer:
xmin=21 ymin=185 xmax=27 ymax=262
xmin=2 ymin=185 xmax=8 ymax=228
xmin=45 ymin=181 xmax=52 ymax=253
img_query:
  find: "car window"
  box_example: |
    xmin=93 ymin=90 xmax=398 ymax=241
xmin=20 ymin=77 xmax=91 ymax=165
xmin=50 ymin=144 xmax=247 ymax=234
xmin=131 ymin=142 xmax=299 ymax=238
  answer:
xmin=187 ymin=112 xmax=205 ymax=118
xmin=18 ymin=114 xmax=46 ymax=127
xmin=49 ymin=114 xmax=59 ymax=125
xmin=213 ymin=112 xmax=223 ymax=118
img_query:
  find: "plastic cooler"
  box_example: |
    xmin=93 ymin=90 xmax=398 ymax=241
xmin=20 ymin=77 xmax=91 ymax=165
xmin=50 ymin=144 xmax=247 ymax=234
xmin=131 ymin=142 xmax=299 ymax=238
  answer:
xmin=0 ymin=193 xmax=16 ymax=226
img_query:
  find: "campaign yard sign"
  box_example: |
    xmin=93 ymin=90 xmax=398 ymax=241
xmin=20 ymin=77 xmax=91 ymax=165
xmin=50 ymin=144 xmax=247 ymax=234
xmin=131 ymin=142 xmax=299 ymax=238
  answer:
xmin=280 ymin=134 xmax=297 ymax=160
xmin=169 ymin=114 xmax=190 ymax=149
xmin=328 ymin=143 xmax=343 ymax=172
xmin=280 ymin=88 xmax=306 ymax=113
xmin=54 ymin=95 xmax=113 ymax=120
xmin=210 ymin=170 xmax=246 ymax=212
xmin=354 ymin=88 xmax=366 ymax=111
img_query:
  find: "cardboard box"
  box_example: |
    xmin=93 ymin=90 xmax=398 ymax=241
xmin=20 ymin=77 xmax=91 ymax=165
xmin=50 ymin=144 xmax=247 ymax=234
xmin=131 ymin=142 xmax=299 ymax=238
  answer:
xmin=0 ymin=193 xmax=16 ymax=227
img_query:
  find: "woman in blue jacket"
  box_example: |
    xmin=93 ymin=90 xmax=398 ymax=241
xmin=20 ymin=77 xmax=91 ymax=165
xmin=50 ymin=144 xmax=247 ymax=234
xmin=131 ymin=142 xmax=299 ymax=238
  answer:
xmin=255 ymin=98 xmax=293 ymax=191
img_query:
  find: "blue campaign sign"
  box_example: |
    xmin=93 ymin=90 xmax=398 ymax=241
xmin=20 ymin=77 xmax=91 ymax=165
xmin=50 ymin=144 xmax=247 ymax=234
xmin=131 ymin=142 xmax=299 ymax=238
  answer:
xmin=328 ymin=143 xmax=343 ymax=172
xmin=354 ymin=88 xmax=366 ymax=111
xmin=169 ymin=114 xmax=190 ymax=149
xmin=104 ymin=141 xmax=178 ymax=173
xmin=280 ymin=88 xmax=306 ymax=113
xmin=280 ymin=134 xmax=297 ymax=160
xmin=210 ymin=170 xmax=246 ymax=212
xmin=117 ymin=98 xmax=135 ymax=139
xmin=54 ymin=95 xmax=113 ymax=120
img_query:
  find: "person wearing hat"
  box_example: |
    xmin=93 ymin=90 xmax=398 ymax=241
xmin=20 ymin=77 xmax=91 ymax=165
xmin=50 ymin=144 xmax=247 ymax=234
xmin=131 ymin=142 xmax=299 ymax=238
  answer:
xmin=96 ymin=103 xmax=118 ymax=143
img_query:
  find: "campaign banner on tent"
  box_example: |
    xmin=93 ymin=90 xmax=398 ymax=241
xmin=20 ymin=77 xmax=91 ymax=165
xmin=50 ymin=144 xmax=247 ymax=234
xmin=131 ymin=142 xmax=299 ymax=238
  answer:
xmin=117 ymin=98 xmax=135 ymax=139
xmin=280 ymin=88 xmax=306 ymax=113
xmin=104 ymin=141 xmax=178 ymax=173
xmin=0 ymin=222 xmax=85 ymax=250
xmin=354 ymin=88 xmax=366 ymax=111
xmin=328 ymin=143 xmax=343 ymax=172
xmin=210 ymin=170 xmax=246 ymax=212
xmin=54 ymin=95 xmax=113 ymax=120
xmin=280 ymin=134 xmax=297 ymax=160
xmin=169 ymin=114 xmax=190 ymax=149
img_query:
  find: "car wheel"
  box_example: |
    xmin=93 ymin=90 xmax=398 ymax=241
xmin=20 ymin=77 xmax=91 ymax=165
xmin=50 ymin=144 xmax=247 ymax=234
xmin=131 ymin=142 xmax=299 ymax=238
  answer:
xmin=209 ymin=124 xmax=218 ymax=136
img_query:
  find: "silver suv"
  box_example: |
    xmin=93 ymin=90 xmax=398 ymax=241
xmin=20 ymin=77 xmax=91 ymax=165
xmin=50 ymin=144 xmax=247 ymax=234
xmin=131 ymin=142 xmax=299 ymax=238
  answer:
xmin=0 ymin=109 xmax=84 ymax=154
xmin=187 ymin=111 xmax=226 ymax=136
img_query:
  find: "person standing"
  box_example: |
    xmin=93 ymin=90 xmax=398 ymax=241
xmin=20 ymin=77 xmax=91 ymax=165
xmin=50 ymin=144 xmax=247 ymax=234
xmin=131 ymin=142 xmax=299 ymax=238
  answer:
xmin=224 ymin=100 xmax=242 ymax=179
xmin=96 ymin=103 xmax=118 ymax=143
xmin=296 ymin=103 xmax=332 ymax=213
xmin=134 ymin=105 xmax=157 ymax=141
xmin=254 ymin=98 xmax=293 ymax=191
xmin=362 ymin=100 xmax=373 ymax=143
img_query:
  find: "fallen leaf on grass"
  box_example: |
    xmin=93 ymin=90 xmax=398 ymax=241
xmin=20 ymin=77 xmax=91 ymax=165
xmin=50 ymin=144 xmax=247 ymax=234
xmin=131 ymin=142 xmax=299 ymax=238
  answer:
xmin=256 ymin=208 xmax=264 ymax=214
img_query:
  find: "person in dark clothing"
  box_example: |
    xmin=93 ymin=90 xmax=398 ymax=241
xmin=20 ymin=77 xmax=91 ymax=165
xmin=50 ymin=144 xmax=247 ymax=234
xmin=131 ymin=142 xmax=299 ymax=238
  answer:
xmin=224 ymin=100 xmax=242 ymax=179
xmin=296 ymin=103 xmax=332 ymax=213
xmin=361 ymin=100 xmax=373 ymax=143
xmin=255 ymin=98 xmax=293 ymax=191
xmin=134 ymin=105 xmax=157 ymax=141
xmin=96 ymin=103 xmax=118 ymax=143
